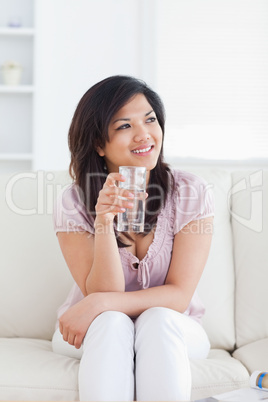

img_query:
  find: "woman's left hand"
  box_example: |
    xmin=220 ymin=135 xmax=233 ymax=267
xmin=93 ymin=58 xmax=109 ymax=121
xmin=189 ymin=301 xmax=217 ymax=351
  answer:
xmin=59 ymin=293 xmax=103 ymax=349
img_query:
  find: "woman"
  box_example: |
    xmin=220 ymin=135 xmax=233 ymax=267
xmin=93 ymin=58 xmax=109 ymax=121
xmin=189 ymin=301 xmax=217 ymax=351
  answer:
xmin=52 ymin=75 xmax=215 ymax=401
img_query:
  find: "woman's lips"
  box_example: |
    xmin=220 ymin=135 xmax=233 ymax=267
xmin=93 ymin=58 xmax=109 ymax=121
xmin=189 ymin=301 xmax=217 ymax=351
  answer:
xmin=131 ymin=145 xmax=154 ymax=155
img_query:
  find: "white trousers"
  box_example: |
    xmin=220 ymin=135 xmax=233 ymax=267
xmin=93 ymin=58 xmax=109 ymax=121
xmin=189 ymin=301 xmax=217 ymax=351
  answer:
xmin=52 ymin=307 xmax=210 ymax=402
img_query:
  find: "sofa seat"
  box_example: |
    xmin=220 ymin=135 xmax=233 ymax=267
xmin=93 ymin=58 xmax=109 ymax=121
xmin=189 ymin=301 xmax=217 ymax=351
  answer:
xmin=0 ymin=338 xmax=79 ymax=401
xmin=232 ymin=337 xmax=268 ymax=374
xmin=0 ymin=337 xmax=249 ymax=402
xmin=191 ymin=349 xmax=249 ymax=400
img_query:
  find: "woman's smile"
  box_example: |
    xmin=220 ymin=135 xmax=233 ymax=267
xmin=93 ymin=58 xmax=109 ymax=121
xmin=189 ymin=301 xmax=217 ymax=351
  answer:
xmin=131 ymin=145 xmax=154 ymax=155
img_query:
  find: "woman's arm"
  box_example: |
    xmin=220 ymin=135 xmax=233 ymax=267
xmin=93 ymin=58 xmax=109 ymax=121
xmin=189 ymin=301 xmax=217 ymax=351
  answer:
xmin=59 ymin=216 xmax=213 ymax=349
xmin=57 ymin=172 xmax=135 ymax=296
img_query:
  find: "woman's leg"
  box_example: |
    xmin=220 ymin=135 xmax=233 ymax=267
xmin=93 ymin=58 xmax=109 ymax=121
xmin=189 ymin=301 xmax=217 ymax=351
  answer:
xmin=134 ymin=307 xmax=210 ymax=402
xmin=79 ymin=311 xmax=135 ymax=402
xmin=52 ymin=327 xmax=83 ymax=360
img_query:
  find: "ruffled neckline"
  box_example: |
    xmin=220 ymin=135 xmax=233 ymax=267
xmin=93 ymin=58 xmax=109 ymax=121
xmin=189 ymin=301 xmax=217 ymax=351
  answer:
xmin=119 ymin=189 xmax=173 ymax=289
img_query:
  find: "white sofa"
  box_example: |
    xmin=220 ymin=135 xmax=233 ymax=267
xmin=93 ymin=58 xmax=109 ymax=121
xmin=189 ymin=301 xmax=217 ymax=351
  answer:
xmin=0 ymin=167 xmax=267 ymax=401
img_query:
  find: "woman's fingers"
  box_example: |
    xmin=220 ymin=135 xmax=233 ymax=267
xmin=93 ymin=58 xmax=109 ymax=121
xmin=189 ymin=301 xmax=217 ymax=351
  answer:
xmin=74 ymin=334 xmax=83 ymax=349
xmin=96 ymin=197 xmax=134 ymax=215
xmin=67 ymin=333 xmax=76 ymax=346
xmin=61 ymin=328 xmax=69 ymax=343
xmin=103 ymin=172 xmax=125 ymax=188
xmin=95 ymin=172 xmax=148 ymax=218
xmin=60 ymin=322 xmax=78 ymax=347
xmin=96 ymin=174 xmax=135 ymax=216
xmin=101 ymin=186 xmax=134 ymax=199
xmin=99 ymin=190 xmax=135 ymax=209
xmin=99 ymin=190 xmax=134 ymax=206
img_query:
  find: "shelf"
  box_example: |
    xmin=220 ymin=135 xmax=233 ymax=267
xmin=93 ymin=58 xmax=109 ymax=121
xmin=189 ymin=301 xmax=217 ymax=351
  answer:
xmin=0 ymin=1 xmax=35 ymax=173
xmin=0 ymin=27 xmax=35 ymax=36
xmin=0 ymin=153 xmax=34 ymax=161
xmin=0 ymin=85 xmax=34 ymax=93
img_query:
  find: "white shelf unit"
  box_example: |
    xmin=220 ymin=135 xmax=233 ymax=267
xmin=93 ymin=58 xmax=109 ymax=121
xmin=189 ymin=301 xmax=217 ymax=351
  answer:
xmin=0 ymin=27 xmax=35 ymax=36
xmin=0 ymin=85 xmax=34 ymax=93
xmin=0 ymin=153 xmax=33 ymax=161
xmin=0 ymin=0 xmax=35 ymax=172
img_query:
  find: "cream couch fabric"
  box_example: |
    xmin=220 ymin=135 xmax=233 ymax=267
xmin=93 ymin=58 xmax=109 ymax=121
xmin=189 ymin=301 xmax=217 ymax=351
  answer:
xmin=0 ymin=168 xmax=267 ymax=401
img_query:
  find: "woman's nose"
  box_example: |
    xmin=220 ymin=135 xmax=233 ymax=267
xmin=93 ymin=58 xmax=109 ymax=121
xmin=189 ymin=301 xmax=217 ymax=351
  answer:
xmin=133 ymin=126 xmax=150 ymax=142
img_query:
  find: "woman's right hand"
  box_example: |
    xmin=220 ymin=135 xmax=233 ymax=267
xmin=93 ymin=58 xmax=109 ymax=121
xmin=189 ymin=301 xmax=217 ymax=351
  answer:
xmin=59 ymin=292 xmax=105 ymax=349
xmin=95 ymin=173 xmax=134 ymax=225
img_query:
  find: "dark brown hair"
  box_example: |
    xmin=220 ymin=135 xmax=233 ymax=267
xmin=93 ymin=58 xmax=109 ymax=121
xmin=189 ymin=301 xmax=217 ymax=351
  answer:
xmin=68 ymin=75 xmax=173 ymax=247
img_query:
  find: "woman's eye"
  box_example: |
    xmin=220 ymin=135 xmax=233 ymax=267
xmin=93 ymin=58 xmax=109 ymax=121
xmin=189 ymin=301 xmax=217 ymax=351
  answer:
xmin=116 ymin=123 xmax=131 ymax=130
xmin=146 ymin=117 xmax=156 ymax=123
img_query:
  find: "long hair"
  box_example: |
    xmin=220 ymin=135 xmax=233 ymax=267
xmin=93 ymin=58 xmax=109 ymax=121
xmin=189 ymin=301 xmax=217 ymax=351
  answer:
xmin=68 ymin=75 xmax=173 ymax=247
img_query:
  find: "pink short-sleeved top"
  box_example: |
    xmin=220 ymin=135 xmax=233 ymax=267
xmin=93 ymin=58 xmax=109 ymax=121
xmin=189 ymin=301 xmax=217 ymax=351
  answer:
xmin=53 ymin=169 xmax=215 ymax=324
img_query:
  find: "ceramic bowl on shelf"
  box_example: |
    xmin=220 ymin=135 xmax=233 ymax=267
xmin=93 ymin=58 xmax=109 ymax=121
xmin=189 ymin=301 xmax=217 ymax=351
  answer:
xmin=0 ymin=61 xmax=22 ymax=85
xmin=8 ymin=17 xmax=22 ymax=28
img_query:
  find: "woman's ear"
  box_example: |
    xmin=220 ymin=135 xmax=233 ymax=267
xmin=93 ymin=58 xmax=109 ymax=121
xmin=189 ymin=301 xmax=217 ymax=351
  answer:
xmin=96 ymin=147 xmax=105 ymax=157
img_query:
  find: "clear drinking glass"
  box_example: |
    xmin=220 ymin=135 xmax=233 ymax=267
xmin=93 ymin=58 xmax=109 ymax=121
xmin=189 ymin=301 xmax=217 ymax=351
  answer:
xmin=117 ymin=166 xmax=147 ymax=232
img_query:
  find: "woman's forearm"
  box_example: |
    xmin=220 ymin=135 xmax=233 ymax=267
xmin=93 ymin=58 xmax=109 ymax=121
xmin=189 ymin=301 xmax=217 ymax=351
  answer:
xmin=60 ymin=284 xmax=191 ymax=349
xmin=96 ymin=284 xmax=191 ymax=319
xmin=85 ymin=219 xmax=125 ymax=294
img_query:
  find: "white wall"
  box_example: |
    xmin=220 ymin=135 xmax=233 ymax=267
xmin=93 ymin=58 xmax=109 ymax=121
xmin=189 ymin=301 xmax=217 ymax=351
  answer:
xmin=155 ymin=0 xmax=268 ymax=163
xmin=33 ymin=0 xmax=268 ymax=171
xmin=33 ymin=0 xmax=150 ymax=171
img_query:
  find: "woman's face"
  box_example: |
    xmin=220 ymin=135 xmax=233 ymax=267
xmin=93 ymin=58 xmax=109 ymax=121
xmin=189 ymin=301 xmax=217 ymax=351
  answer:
xmin=97 ymin=94 xmax=163 ymax=178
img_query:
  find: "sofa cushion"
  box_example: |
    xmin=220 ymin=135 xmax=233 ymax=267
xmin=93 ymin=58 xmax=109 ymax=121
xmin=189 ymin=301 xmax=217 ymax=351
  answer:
xmin=191 ymin=349 xmax=249 ymax=400
xmin=231 ymin=170 xmax=268 ymax=347
xmin=0 ymin=338 xmax=249 ymax=402
xmin=232 ymin=337 xmax=268 ymax=374
xmin=0 ymin=172 xmax=73 ymax=340
xmin=183 ymin=168 xmax=236 ymax=350
xmin=0 ymin=338 xmax=79 ymax=401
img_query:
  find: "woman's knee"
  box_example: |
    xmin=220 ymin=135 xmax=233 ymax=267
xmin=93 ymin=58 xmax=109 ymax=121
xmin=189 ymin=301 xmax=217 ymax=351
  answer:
xmin=136 ymin=307 xmax=183 ymax=331
xmin=84 ymin=311 xmax=134 ymax=345
xmin=92 ymin=310 xmax=133 ymax=328
xmin=135 ymin=307 xmax=210 ymax=360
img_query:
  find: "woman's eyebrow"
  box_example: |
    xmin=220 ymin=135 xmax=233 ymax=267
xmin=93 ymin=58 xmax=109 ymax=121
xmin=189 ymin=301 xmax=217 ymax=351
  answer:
xmin=112 ymin=117 xmax=130 ymax=124
xmin=112 ymin=109 xmax=154 ymax=124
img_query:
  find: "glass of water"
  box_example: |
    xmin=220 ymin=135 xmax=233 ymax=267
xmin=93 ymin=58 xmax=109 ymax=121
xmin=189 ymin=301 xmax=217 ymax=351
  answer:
xmin=117 ymin=166 xmax=147 ymax=232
